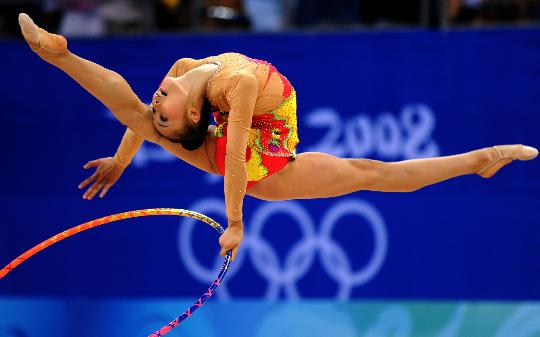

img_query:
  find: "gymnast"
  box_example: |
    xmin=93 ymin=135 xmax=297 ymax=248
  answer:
xmin=18 ymin=13 xmax=537 ymax=261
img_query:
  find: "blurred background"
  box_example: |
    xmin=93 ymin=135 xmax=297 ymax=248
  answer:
xmin=1 ymin=1 xmax=540 ymax=337
xmin=0 ymin=0 xmax=539 ymax=36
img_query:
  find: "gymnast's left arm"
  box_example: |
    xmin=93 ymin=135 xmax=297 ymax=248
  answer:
xmin=218 ymin=75 xmax=258 ymax=261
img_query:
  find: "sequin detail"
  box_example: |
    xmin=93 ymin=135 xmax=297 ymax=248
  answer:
xmin=214 ymin=89 xmax=299 ymax=188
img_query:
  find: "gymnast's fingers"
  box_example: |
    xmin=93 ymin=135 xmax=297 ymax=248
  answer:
xmin=79 ymin=173 xmax=97 ymax=190
xmin=83 ymin=160 xmax=98 ymax=169
xmin=220 ymin=242 xmax=233 ymax=257
xmin=89 ymin=183 xmax=105 ymax=200
xmin=84 ymin=181 xmax=102 ymax=200
xmin=231 ymin=246 xmax=238 ymax=261
xmin=99 ymin=184 xmax=111 ymax=198
xmin=82 ymin=183 xmax=96 ymax=199
xmin=82 ymin=172 xmax=106 ymax=198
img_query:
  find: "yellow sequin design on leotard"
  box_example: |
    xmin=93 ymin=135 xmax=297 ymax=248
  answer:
xmin=214 ymin=90 xmax=298 ymax=185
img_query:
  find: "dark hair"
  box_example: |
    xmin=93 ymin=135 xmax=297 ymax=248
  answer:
xmin=165 ymin=98 xmax=212 ymax=151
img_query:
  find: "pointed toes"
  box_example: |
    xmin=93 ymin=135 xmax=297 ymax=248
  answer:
xmin=521 ymin=145 xmax=538 ymax=160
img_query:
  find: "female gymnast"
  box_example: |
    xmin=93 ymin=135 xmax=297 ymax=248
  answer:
xmin=18 ymin=13 xmax=537 ymax=261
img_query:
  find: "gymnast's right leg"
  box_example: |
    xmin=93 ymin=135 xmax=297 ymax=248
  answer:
xmin=248 ymin=145 xmax=538 ymax=201
xmin=18 ymin=13 xmax=154 ymax=140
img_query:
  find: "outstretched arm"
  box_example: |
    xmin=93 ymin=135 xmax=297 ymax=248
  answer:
xmin=218 ymin=74 xmax=259 ymax=260
xmin=222 ymin=75 xmax=258 ymax=222
xmin=114 ymin=128 xmax=145 ymax=166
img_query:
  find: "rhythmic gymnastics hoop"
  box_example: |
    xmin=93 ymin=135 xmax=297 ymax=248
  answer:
xmin=0 ymin=208 xmax=232 ymax=337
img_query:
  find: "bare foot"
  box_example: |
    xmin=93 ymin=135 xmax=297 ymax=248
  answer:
xmin=18 ymin=13 xmax=67 ymax=55
xmin=478 ymin=145 xmax=538 ymax=178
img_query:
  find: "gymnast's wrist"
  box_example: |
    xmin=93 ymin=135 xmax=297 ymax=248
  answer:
xmin=227 ymin=218 xmax=243 ymax=229
xmin=113 ymin=153 xmax=131 ymax=168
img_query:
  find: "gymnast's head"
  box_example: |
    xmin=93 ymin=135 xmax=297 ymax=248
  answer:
xmin=151 ymin=76 xmax=211 ymax=151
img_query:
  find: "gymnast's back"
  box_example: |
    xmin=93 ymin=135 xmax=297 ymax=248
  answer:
xmin=166 ymin=52 xmax=294 ymax=116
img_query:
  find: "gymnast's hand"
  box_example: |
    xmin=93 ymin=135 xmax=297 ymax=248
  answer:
xmin=79 ymin=157 xmax=126 ymax=200
xmin=219 ymin=222 xmax=243 ymax=261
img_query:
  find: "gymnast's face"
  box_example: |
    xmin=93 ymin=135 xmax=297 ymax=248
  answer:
xmin=151 ymin=76 xmax=190 ymax=141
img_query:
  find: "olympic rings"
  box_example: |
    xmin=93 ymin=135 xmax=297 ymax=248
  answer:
xmin=179 ymin=198 xmax=388 ymax=301
xmin=0 ymin=208 xmax=231 ymax=337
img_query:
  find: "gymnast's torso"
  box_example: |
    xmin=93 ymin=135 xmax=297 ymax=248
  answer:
xmin=167 ymin=53 xmax=299 ymax=187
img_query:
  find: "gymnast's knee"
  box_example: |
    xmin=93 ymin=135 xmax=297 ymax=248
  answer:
xmin=348 ymin=159 xmax=387 ymax=189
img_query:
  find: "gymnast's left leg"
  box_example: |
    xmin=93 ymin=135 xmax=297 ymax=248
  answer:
xmin=248 ymin=145 xmax=538 ymax=201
